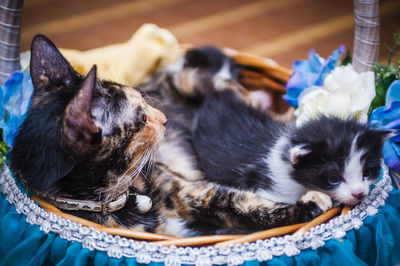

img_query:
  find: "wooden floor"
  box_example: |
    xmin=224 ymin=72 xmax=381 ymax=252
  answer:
xmin=21 ymin=0 xmax=400 ymax=69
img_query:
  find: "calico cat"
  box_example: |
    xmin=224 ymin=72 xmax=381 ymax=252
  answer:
xmin=10 ymin=35 xmax=334 ymax=236
xmin=11 ymin=35 xmax=167 ymax=230
xmin=191 ymin=89 xmax=392 ymax=206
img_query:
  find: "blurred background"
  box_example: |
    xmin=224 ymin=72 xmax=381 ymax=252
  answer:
xmin=21 ymin=0 xmax=400 ymax=69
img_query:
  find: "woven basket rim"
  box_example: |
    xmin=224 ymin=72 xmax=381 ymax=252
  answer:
xmin=0 ymin=163 xmax=392 ymax=263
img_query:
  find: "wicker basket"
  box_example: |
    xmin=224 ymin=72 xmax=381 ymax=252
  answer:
xmin=1 ymin=0 xmax=396 ymax=264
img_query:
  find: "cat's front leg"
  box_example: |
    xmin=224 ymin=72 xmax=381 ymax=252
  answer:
xmin=151 ymin=164 xmax=333 ymax=233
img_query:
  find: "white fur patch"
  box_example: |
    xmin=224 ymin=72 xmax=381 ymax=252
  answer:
xmin=332 ymin=135 xmax=372 ymax=204
xmin=213 ymin=59 xmax=234 ymax=90
xmin=165 ymin=56 xmax=184 ymax=73
xmin=164 ymin=218 xmax=197 ymax=237
xmin=262 ymin=136 xmax=307 ymax=204
xmin=215 ymin=59 xmax=232 ymax=80
xmin=156 ymin=130 xmax=203 ymax=181
xmin=345 ymin=136 xmax=364 ymax=181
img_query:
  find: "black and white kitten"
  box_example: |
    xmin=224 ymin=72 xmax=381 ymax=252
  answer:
xmin=192 ymin=89 xmax=392 ymax=206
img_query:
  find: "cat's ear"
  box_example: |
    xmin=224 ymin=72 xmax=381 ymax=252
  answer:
xmin=290 ymin=144 xmax=311 ymax=165
xmin=378 ymin=129 xmax=397 ymax=142
xmin=359 ymin=129 xmax=396 ymax=146
xmin=30 ymin=35 xmax=79 ymax=89
xmin=62 ymin=66 xmax=101 ymax=161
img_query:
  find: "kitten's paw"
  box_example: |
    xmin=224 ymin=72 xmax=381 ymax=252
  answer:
xmin=300 ymin=191 xmax=333 ymax=212
xmin=297 ymin=191 xmax=333 ymax=222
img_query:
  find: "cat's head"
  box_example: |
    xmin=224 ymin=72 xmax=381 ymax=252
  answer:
xmin=10 ymin=35 xmax=166 ymax=198
xmin=287 ymin=116 xmax=392 ymax=205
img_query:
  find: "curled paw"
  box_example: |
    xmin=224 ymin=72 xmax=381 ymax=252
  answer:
xmin=298 ymin=191 xmax=333 ymax=222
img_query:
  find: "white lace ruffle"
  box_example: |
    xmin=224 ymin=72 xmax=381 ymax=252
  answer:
xmin=0 ymin=164 xmax=393 ymax=265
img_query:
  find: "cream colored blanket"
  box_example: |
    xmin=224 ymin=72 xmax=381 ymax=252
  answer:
xmin=60 ymin=24 xmax=179 ymax=85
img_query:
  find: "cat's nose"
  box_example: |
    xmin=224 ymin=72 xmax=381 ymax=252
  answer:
xmin=158 ymin=111 xmax=167 ymax=126
xmin=150 ymin=106 xmax=167 ymax=126
xmin=351 ymin=192 xmax=365 ymax=200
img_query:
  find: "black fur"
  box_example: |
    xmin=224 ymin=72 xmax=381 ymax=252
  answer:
xmin=192 ymin=89 xmax=278 ymax=190
xmin=191 ymin=89 xmax=390 ymax=202
xmin=10 ymin=35 xmax=160 ymax=230
xmin=183 ymin=46 xmax=239 ymax=76
xmin=288 ymin=116 xmax=387 ymax=190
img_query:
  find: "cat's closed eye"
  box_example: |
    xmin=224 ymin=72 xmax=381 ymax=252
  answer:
xmin=138 ymin=113 xmax=147 ymax=125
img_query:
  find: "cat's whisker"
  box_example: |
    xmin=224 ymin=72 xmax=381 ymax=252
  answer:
xmin=103 ymin=145 xmax=155 ymax=200
xmin=143 ymin=94 xmax=163 ymax=106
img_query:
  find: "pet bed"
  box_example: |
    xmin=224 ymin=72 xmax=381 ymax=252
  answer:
xmin=0 ymin=0 xmax=399 ymax=265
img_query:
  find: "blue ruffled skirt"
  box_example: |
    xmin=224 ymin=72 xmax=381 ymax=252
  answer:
xmin=1 ymin=173 xmax=400 ymax=266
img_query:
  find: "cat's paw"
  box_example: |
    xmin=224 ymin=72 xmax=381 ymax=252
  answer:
xmin=297 ymin=191 xmax=333 ymax=222
xmin=300 ymin=191 xmax=332 ymax=212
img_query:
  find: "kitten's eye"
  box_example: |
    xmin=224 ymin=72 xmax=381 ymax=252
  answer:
xmin=328 ymin=175 xmax=342 ymax=185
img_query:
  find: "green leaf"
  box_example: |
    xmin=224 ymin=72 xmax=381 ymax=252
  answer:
xmin=368 ymin=60 xmax=400 ymax=116
xmin=0 ymin=141 xmax=6 ymax=166
xmin=341 ymin=50 xmax=352 ymax=66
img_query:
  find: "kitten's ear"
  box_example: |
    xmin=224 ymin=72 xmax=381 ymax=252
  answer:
xmin=30 ymin=35 xmax=79 ymax=89
xmin=359 ymin=129 xmax=396 ymax=146
xmin=290 ymin=144 xmax=311 ymax=165
xmin=62 ymin=66 xmax=101 ymax=161
xmin=378 ymin=129 xmax=397 ymax=142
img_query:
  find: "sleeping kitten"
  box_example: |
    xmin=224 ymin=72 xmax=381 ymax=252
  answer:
xmin=191 ymin=89 xmax=392 ymax=206
xmin=10 ymin=35 xmax=333 ymax=236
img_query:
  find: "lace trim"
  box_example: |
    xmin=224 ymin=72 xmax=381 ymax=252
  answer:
xmin=0 ymin=165 xmax=393 ymax=265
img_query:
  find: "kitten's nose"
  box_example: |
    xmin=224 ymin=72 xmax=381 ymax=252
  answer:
xmin=351 ymin=192 xmax=365 ymax=200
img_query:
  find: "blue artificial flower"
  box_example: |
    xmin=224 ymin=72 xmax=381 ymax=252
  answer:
xmin=0 ymin=71 xmax=34 ymax=148
xmin=283 ymin=45 xmax=346 ymax=108
xmin=370 ymin=80 xmax=400 ymax=171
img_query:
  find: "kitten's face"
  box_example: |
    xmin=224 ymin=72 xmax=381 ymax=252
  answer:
xmin=289 ymin=116 xmax=390 ymax=205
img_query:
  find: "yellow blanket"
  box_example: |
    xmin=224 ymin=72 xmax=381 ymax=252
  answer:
xmin=60 ymin=24 xmax=179 ymax=86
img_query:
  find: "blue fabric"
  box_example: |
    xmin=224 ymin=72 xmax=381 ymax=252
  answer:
xmin=0 ymin=71 xmax=34 ymax=148
xmin=1 ymin=183 xmax=400 ymax=265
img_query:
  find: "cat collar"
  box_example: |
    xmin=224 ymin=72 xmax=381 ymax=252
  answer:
xmin=36 ymin=191 xmax=129 ymax=216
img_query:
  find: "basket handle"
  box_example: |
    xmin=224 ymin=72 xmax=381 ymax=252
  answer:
xmin=352 ymin=0 xmax=380 ymax=73
xmin=0 ymin=0 xmax=23 ymax=84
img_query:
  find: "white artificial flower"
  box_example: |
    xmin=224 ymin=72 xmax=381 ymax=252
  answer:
xmin=295 ymin=64 xmax=375 ymax=125
xmin=295 ymin=87 xmax=328 ymax=125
